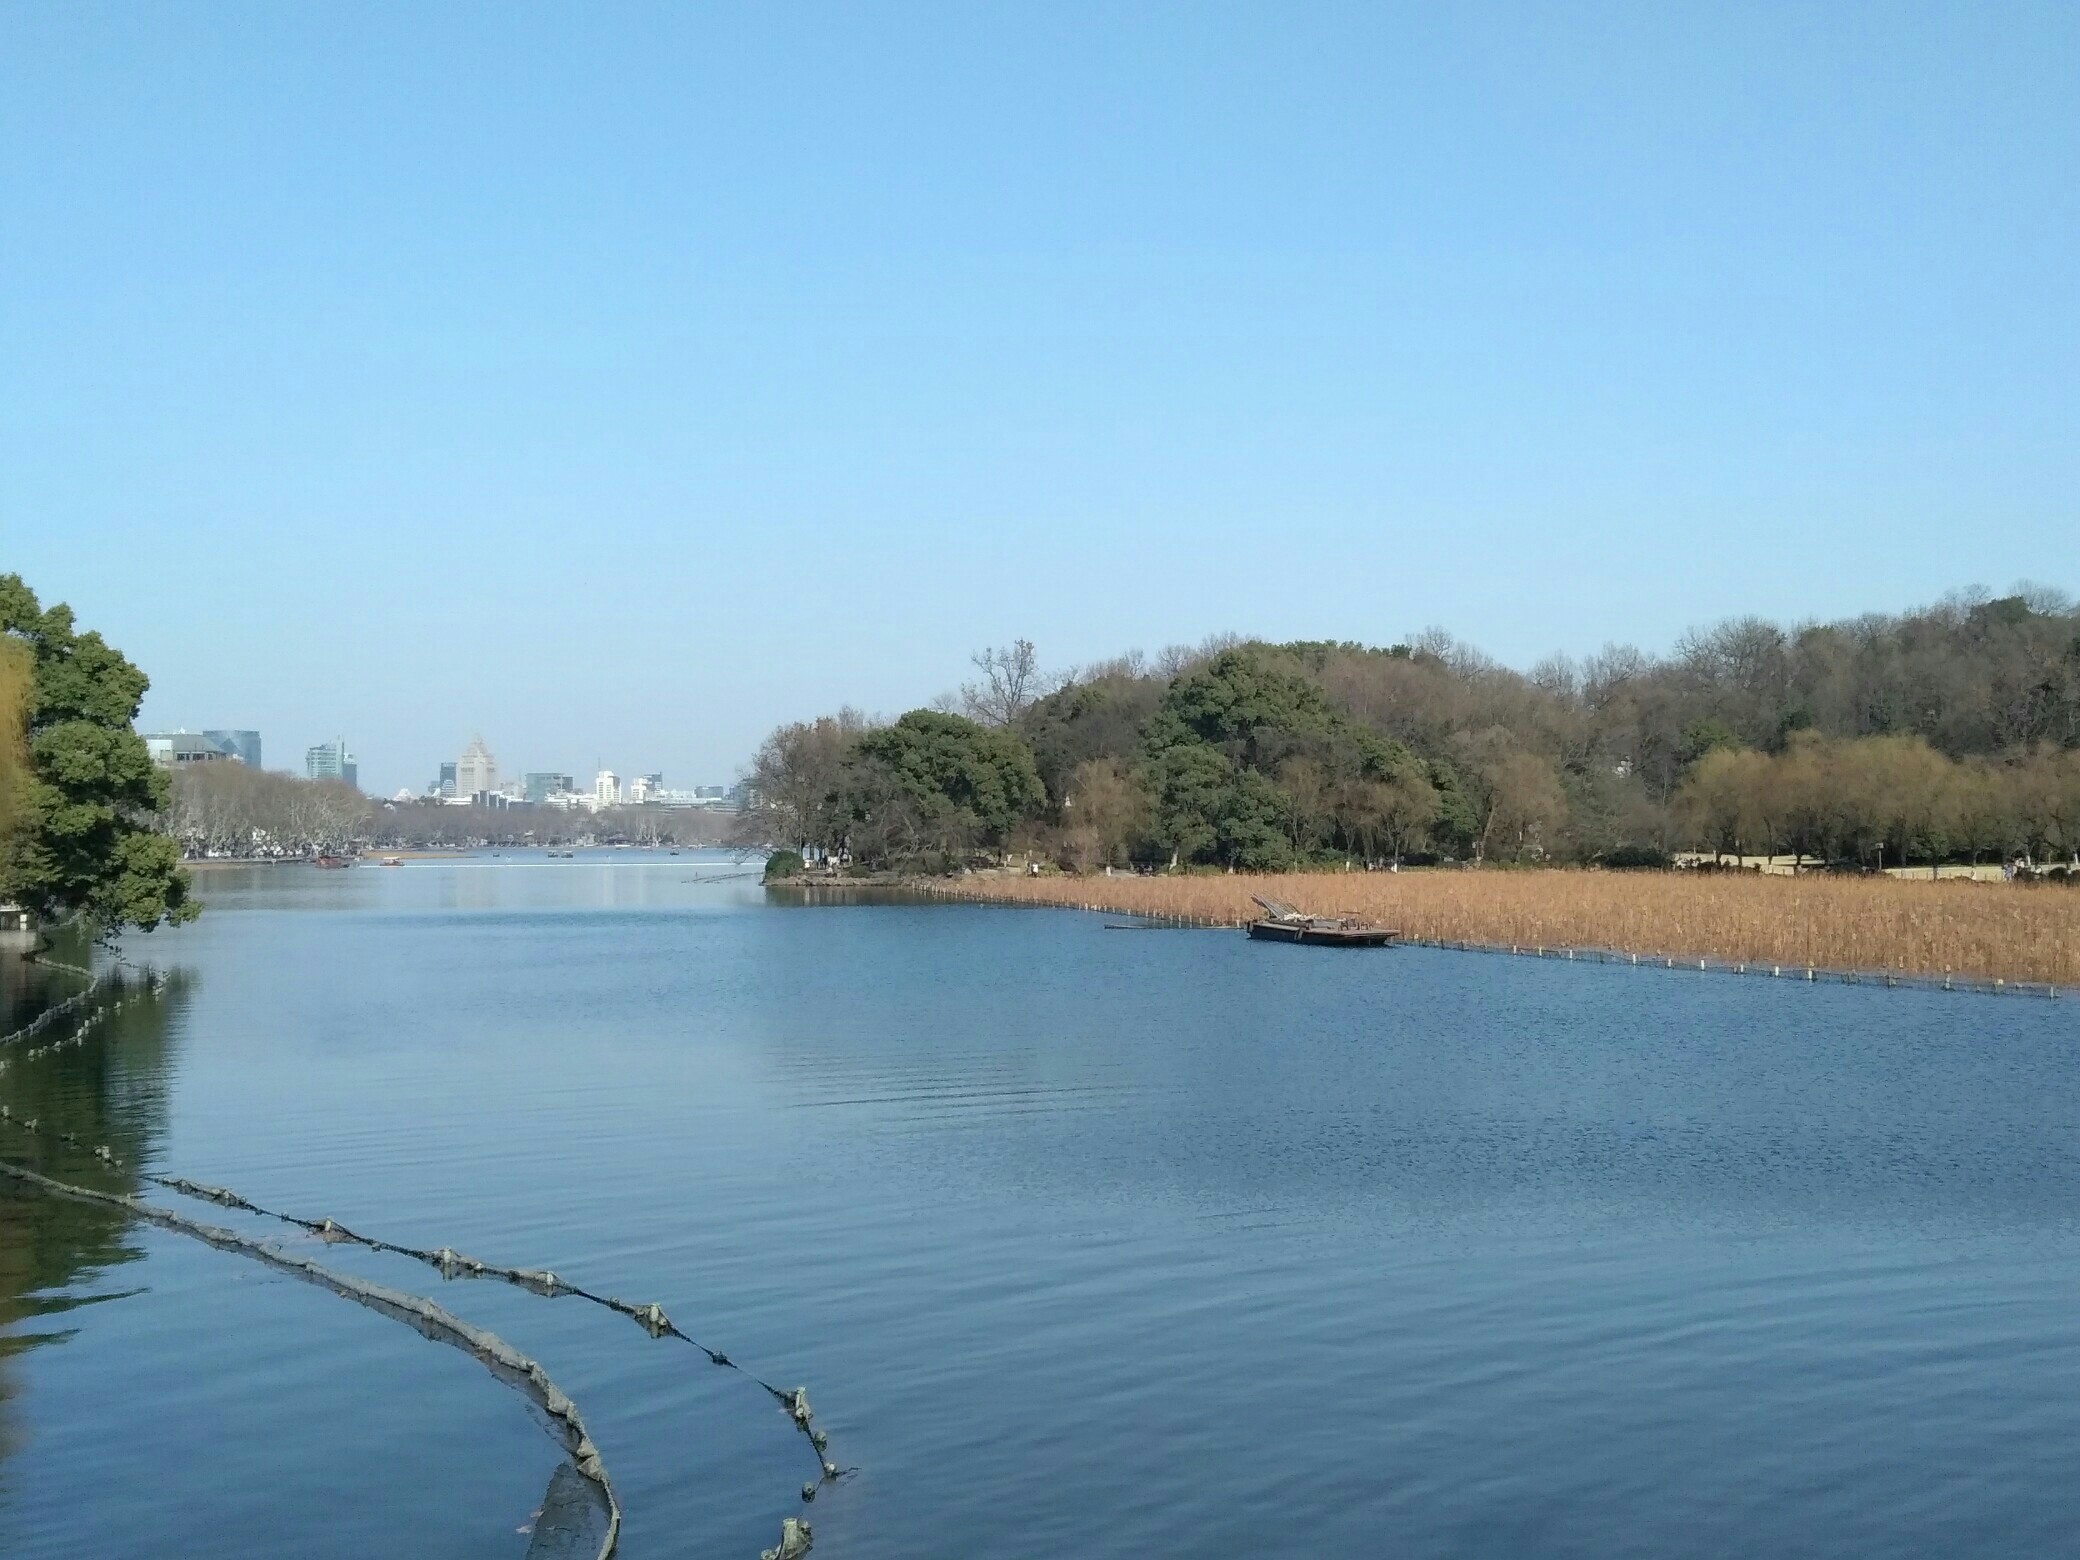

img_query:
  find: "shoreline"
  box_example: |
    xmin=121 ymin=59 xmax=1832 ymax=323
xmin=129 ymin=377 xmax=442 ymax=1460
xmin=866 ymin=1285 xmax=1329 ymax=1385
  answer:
xmin=768 ymin=869 xmax=2080 ymax=995
xmin=182 ymin=848 xmax=474 ymax=869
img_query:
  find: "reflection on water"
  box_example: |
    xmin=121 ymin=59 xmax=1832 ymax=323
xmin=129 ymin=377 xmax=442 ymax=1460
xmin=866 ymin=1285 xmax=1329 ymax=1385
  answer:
xmin=0 ymin=944 xmax=183 ymax=1476
xmin=1 ymin=853 xmax=2077 ymax=1558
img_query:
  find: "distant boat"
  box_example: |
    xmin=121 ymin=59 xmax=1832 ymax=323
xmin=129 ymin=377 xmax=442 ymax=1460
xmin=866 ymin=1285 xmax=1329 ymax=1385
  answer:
xmin=313 ymin=854 xmax=352 ymax=869
xmin=1245 ymin=895 xmax=1398 ymax=948
xmin=380 ymin=856 xmax=402 ymax=867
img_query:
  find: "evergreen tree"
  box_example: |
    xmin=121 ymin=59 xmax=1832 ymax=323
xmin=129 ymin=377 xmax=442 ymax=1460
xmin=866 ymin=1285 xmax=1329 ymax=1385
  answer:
xmin=0 ymin=574 xmax=196 ymax=938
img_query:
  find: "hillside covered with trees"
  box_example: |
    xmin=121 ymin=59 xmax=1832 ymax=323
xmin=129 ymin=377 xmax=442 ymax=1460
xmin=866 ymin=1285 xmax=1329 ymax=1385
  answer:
xmin=744 ymin=588 xmax=2080 ymax=875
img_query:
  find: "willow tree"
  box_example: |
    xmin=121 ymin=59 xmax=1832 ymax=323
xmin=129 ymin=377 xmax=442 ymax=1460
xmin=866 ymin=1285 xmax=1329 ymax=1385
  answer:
xmin=0 ymin=574 xmax=195 ymax=937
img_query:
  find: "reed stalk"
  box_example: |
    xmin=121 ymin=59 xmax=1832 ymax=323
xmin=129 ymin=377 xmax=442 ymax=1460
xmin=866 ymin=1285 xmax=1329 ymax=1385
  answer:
xmin=911 ymin=870 xmax=2080 ymax=988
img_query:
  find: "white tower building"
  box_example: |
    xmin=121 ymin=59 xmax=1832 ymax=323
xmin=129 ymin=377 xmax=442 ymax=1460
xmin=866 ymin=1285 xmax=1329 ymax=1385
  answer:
xmin=456 ymin=735 xmax=497 ymax=798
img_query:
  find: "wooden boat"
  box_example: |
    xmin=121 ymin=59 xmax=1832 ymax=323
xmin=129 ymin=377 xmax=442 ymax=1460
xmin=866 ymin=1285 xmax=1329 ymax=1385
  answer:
xmin=313 ymin=854 xmax=352 ymax=869
xmin=1245 ymin=895 xmax=1399 ymax=948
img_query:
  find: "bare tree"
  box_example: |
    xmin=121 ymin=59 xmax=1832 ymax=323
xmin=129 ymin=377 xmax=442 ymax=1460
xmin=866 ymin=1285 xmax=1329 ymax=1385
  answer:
xmin=740 ymin=708 xmax=873 ymax=851
xmin=1059 ymin=757 xmax=1145 ymax=870
xmin=960 ymin=639 xmax=1056 ymax=727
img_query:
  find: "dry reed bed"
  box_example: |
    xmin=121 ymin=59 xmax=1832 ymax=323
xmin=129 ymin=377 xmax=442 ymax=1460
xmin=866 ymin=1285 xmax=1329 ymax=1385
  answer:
xmin=913 ymin=871 xmax=2080 ymax=989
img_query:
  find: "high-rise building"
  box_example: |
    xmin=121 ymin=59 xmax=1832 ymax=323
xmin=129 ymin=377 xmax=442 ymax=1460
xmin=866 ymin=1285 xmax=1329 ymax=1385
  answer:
xmin=525 ymin=772 xmax=575 ymax=804
xmin=456 ymin=736 xmax=497 ymax=798
xmin=143 ymin=731 xmax=239 ymax=767
xmin=628 ymin=771 xmax=665 ymax=805
xmin=306 ymin=738 xmax=358 ymax=791
xmin=202 ymin=730 xmax=262 ymax=769
xmin=594 ymin=769 xmax=620 ymax=808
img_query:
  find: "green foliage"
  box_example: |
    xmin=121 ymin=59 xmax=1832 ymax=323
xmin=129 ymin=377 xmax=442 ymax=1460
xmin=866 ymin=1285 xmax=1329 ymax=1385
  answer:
xmin=1219 ymin=769 xmax=1295 ymax=871
xmin=0 ymin=574 xmax=196 ymax=936
xmin=1971 ymin=595 xmax=2034 ymax=632
xmin=1134 ymin=646 xmax=1447 ymax=869
xmin=1142 ymin=743 xmax=1227 ymax=864
xmin=1771 ymin=704 xmax=1815 ymax=748
xmin=750 ymin=585 xmax=2080 ymax=877
xmin=855 ymin=710 xmax=1046 ymax=848
xmin=1145 ymin=647 xmax=1336 ymax=769
xmin=1425 ymin=759 xmax=1479 ymax=857
xmin=1279 ymin=638 xmax=1413 ymax=669
xmin=1023 ymin=673 xmax=1166 ymax=808
xmin=1601 ymin=843 xmax=1672 ymax=870
xmin=1141 ymin=743 xmax=1292 ymax=870
xmin=764 ymin=848 xmax=805 ymax=879
xmin=1679 ymin=718 xmax=1740 ymax=766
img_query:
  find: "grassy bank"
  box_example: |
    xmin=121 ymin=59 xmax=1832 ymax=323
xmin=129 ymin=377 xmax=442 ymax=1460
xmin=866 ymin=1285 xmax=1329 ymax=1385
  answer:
xmin=907 ymin=870 xmax=2080 ymax=990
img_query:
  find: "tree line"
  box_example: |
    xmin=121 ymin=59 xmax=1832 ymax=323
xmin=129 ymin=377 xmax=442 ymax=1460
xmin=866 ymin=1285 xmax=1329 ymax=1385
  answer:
xmin=165 ymin=762 xmax=739 ymax=854
xmin=1678 ymin=735 xmax=2079 ymax=870
xmin=743 ymin=588 xmax=2080 ymax=874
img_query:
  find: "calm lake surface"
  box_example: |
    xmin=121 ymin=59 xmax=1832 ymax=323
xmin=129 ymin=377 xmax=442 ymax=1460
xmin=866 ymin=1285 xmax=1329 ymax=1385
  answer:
xmin=2 ymin=852 xmax=2076 ymax=1558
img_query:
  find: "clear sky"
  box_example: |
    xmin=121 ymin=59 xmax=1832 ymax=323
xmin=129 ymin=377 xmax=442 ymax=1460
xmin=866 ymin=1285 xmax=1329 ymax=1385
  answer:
xmin=3 ymin=4 xmax=2074 ymax=795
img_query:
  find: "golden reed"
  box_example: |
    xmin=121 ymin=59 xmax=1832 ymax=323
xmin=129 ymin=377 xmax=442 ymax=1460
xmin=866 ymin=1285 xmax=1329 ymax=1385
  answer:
xmin=912 ymin=870 xmax=2080 ymax=989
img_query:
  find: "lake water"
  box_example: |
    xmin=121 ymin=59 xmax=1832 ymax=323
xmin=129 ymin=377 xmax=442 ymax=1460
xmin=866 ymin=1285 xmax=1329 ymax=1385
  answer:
xmin=2 ymin=852 xmax=2076 ymax=1558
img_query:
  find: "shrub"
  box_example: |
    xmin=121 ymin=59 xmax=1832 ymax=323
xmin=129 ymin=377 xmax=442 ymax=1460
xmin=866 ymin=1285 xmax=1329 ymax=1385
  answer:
xmin=764 ymin=849 xmax=805 ymax=880
xmin=1602 ymin=843 xmax=1671 ymax=870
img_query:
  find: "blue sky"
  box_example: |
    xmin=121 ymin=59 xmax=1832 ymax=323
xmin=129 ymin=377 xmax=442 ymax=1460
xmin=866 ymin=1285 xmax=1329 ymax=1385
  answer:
xmin=4 ymin=4 xmax=2074 ymax=794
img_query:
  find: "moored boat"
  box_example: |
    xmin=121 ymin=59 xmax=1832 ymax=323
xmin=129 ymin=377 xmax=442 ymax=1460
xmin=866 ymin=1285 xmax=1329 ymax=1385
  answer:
xmin=1245 ymin=895 xmax=1399 ymax=948
xmin=1246 ymin=918 xmax=1399 ymax=947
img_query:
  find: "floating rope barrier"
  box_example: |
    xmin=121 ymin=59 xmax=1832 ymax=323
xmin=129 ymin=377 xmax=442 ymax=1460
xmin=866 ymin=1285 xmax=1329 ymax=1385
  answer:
xmin=0 ymin=951 xmax=121 ymax=1051
xmin=26 ymin=952 xmax=96 ymax=980
xmin=0 ymin=967 xmax=167 ymax=1065
xmin=0 ymin=1158 xmax=622 ymax=1560
xmin=1 ymin=972 xmax=846 ymax=1554
xmin=761 ymin=1517 xmax=815 ymax=1560
xmin=0 ymin=975 xmax=107 ymax=1047
xmin=125 ymin=1168 xmax=847 ymax=1489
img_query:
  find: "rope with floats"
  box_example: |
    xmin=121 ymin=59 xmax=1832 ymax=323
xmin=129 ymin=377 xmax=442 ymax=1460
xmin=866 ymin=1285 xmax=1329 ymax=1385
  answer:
xmin=0 ymin=1158 xmax=623 ymax=1560
xmin=0 ymin=965 xmax=842 ymax=1558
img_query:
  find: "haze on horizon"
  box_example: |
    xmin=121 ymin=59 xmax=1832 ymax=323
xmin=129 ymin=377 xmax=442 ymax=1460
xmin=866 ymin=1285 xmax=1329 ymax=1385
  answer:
xmin=3 ymin=5 xmax=2073 ymax=795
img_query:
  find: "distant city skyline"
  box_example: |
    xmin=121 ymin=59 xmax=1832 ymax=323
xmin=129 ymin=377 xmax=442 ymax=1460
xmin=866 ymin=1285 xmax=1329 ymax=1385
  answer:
xmin=133 ymin=720 xmax=743 ymax=802
xmin=410 ymin=735 xmax=734 ymax=810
